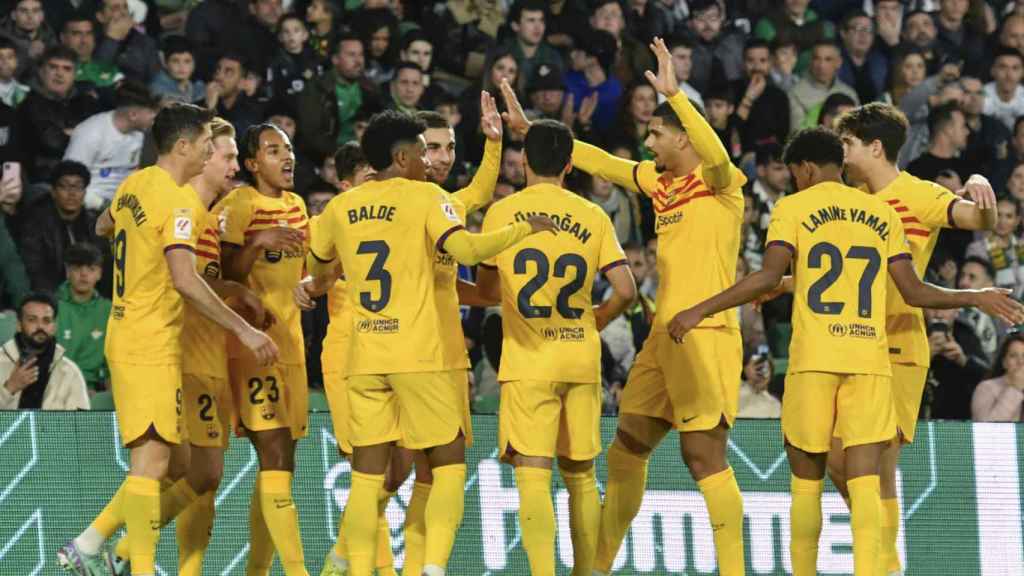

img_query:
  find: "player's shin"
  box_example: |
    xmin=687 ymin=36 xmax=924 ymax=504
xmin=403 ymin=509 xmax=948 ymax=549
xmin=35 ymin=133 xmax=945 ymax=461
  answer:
xmin=696 ymin=467 xmax=745 ymax=576
xmin=595 ymin=442 xmax=649 ymax=572
xmin=559 ymin=466 xmax=600 ymax=575
xmin=177 ymin=491 xmax=216 ymax=576
xmin=789 ymin=475 xmax=823 ymax=576
xmin=848 ymin=474 xmax=883 ymax=576
xmin=247 ymin=476 xmax=276 ymax=576
xmin=123 ymin=476 xmax=161 ymax=575
xmin=75 ymin=482 xmax=126 ymax=555
xmin=257 ymin=471 xmax=309 ymax=575
xmin=422 ymin=463 xmax=467 ymax=572
xmin=515 ymin=466 xmax=556 ymax=576
xmin=375 ymin=490 xmax=397 ymax=575
xmin=401 ymin=481 xmax=431 ymax=576
xmin=343 ymin=471 xmax=386 ymax=576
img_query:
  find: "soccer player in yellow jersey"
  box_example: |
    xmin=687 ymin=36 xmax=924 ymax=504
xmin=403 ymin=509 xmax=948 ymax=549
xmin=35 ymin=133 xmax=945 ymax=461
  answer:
xmin=307 ymin=110 xmax=555 ymax=576
xmin=475 ymin=119 xmax=637 ymax=576
xmin=56 ymin=104 xmax=278 ymax=576
xmin=217 ymin=124 xmax=311 ymax=576
xmin=502 ymin=38 xmax=748 ymax=575
xmin=833 ymin=103 xmax=999 ymax=575
xmin=669 ymin=127 xmax=1024 ymax=576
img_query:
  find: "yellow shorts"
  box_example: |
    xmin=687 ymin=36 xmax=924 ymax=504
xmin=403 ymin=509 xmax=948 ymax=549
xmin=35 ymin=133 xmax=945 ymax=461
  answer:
xmin=891 ymin=363 xmax=929 ymax=443
xmin=347 ymin=370 xmax=471 ymax=450
xmin=323 ymin=371 xmax=352 ymax=455
xmin=783 ymin=371 xmax=897 ymax=453
xmin=230 ymin=360 xmax=309 ymax=440
xmin=619 ymin=328 xmax=741 ymax=431
xmin=499 ymin=380 xmax=602 ymax=461
xmin=110 ymin=362 xmax=183 ymax=446
xmin=182 ymin=373 xmax=232 ymax=449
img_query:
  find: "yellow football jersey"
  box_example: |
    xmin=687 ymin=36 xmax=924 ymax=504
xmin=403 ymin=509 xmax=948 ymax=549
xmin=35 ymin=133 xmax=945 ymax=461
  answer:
xmin=308 ymin=213 xmax=351 ymax=376
xmin=873 ymin=172 xmax=960 ymax=367
xmin=216 ymin=186 xmax=309 ymax=365
xmin=433 ymin=194 xmax=472 ymax=370
xmin=105 ymin=166 xmax=204 ymax=365
xmin=766 ymin=181 xmax=911 ymax=376
xmin=633 ymin=161 xmax=746 ymax=330
xmin=309 ymin=178 xmax=468 ymax=375
xmin=181 ymin=203 xmax=228 ymax=379
xmin=482 ymin=184 xmax=627 ymax=383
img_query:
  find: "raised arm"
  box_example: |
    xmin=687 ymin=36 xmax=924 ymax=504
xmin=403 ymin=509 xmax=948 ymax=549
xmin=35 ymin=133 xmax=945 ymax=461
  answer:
xmin=454 ymin=92 xmax=502 ymax=214
xmin=950 ymin=174 xmax=997 ymax=231
xmin=441 ymin=215 xmax=556 ymax=266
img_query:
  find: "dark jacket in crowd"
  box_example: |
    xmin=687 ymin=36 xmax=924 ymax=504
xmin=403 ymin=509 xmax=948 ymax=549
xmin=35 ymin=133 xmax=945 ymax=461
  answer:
xmin=929 ymin=318 xmax=990 ymax=420
xmin=18 ymin=194 xmax=108 ymax=295
xmin=95 ymin=28 xmax=161 ymax=84
xmin=16 ymin=86 xmax=101 ymax=182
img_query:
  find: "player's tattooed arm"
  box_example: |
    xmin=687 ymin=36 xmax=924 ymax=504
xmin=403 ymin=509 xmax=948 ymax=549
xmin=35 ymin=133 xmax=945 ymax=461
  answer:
xmin=950 ymin=174 xmax=998 ymax=230
xmin=889 ymin=258 xmax=1024 ymax=325
xmin=95 ymin=208 xmax=114 ymax=238
xmin=668 ymin=243 xmax=792 ymax=342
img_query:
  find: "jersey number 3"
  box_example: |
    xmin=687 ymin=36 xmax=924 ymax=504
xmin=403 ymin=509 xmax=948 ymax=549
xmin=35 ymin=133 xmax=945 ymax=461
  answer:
xmin=357 ymin=240 xmax=391 ymax=312
xmin=514 ymin=248 xmax=587 ymax=319
xmin=807 ymin=242 xmax=880 ymax=318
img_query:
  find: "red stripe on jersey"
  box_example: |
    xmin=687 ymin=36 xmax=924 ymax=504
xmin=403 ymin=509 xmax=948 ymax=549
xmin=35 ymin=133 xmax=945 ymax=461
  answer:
xmin=196 ymin=250 xmax=219 ymax=260
xmin=905 ymin=228 xmax=930 ymax=237
xmin=886 ymin=199 xmax=899 ymax=204
xmin=654 ymin=189 xmax=713 ymax=213
xmin=197 ymin=238 xmax=218 ymax=249
xmin=250 ymin=215 xmax=307 ymax=225
xmin=253 ymin=206 xmax=302 ymax=216
xmin=892 ymin=205 xmax=909 ymax=212
xmin=901 ymin=216 xmax=921 ymax=224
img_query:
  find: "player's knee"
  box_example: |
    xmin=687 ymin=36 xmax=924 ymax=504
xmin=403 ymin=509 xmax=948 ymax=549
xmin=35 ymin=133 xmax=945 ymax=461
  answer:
xmin=557 ymin=457 xmax=594 ymax=474
xmin=614 ymin=429 xmax=654 ymax=457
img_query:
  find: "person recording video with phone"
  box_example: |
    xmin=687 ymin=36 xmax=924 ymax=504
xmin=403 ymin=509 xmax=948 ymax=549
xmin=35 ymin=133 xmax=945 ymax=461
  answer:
xmin=737 ymin=344 xmax=781 ymax=418
xmin=925 ymin=307 xmax=990 ymax=420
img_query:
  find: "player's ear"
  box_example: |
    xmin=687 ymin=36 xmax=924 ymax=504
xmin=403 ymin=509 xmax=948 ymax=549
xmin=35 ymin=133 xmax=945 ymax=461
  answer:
xmin=562 ymin=159 xmax=573 ymax=178
xmin=244 ymin=155 xmax=259 ymax=175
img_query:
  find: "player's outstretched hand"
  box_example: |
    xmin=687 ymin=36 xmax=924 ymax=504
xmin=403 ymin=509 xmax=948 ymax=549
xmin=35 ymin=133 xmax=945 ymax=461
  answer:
xmin=293 ymin=278 xmax=316 ymax=311
xmin=527 ymin=215 xmax=558 ymax=235
xmin=972 ymin=287 xmax=1024 ymax=325
xmin=499 ymin=78 xmax=531 ymax=139
xmin=481 ymin=90 xmax=503 ymax=142
xmin=668 ymin=307 xmax=702 ymax=343
xmin=239 ymin=328 xmax=279 ymax=366
xmin=252 ymin=226 xmax=305 ymax=252
xmin=644 ymin=36 xmax=680 ymax=98
xmin=958 ymin=174 xmax=996 ymax=210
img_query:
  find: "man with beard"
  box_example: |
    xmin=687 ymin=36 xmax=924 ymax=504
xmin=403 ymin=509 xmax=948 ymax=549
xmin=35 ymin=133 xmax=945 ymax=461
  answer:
xmin=0 ymin=292 xmax=89 ymax=410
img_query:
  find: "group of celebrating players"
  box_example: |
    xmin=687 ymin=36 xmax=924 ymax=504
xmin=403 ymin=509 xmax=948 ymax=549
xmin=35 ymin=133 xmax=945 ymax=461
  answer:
xmin=54 ymin=35 xmax=1024 ymax=576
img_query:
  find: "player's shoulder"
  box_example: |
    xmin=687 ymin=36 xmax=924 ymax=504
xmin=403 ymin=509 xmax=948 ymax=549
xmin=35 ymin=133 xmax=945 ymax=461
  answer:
xmin=891 ymin=171 xmax=949 ymax=200
xmin=218 ymin=185 xmax=255 ymax=207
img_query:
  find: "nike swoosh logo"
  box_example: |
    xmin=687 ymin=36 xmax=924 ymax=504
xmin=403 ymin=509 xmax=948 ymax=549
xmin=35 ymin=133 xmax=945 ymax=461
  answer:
xmin=682 ymin=416 xmax=698 ymax=424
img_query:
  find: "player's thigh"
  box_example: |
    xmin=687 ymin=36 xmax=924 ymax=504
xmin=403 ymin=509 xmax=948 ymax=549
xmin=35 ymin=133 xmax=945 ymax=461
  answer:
xmin=891 ymin=363 xmax=929 ymax=443
xmin=323 ymin=371 xmax=353 ymax=456
xmin=835 ymin=373 xmax=897 ymax=451
xmin=230 ymin=360 xmax=308 ymax=439
xmin=782 ymin=372 xmax=841 ymax=454
xmin=556 ymin=382 xmax=602 ymax=462
xmin=390 ymin=370 xmax=469 ymax=451
xmin=618 ymin=332 xmax=674 ymax=426
xmin=346 ymin=373 xmax=401 ymax=448
xmin=110 ymin=362 xmax=183 ymax=446
xmin=183 ymin=373 xmax=231 ymax=450
xmin=499 ymin=380 xmax=562 ymax=460
xmin=662 ymin=328 xmax=742 ymax=432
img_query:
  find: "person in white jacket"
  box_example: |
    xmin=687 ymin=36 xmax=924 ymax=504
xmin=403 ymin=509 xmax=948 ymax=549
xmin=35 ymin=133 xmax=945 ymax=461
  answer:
xmin=0 ymin=292 xmax=89 ymax=410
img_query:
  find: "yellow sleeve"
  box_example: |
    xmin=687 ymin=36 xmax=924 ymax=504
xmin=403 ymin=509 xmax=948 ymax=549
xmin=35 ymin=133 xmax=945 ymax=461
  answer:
xmin=911 ymin=182 xmax=960 ymax=229
xmin=885 ymin=206 xmax=912 ymax=264
xmin=424 ymin=186 xmax=468 ymax=246
xmin=442 ymin=222 xmax=533 ymax=266
xmin=216 ymin=189 xmax=252 ymax=246
xmin=159 ymin=191 xmax=202 ymax=252
xmin=666 ymin=92 xmax=733 ymax=191
xmin=596 ymin=209 xmax=627 ymax=273
xmin=479 ymin=203 xmax=501 ymax=269
xmin=454 ymin=137 xmax=500 ymax=214
xmin=307 ymin=209 xmax=338 ymax=276
xmin=765 ymin=200 xmax=797 ymax=256
xmin=572 ymin=139 xmax=649 ymax=196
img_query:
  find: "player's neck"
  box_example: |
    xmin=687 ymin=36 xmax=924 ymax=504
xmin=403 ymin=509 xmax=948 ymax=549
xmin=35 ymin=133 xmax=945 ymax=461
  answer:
xmin=190 ymin=177 xmax=218 ymax=208
xmin=255 ymin=181 xmax=284 ymax=198
xmin=669 ymin=149 xmax=700 ymax=178
xmin=525 ymin=175 xmax=563 ymax=188
xmin=156 ymin=157 xmax=193 ymax=187
xmin=861 ymin=162 xmax=900 ymax=193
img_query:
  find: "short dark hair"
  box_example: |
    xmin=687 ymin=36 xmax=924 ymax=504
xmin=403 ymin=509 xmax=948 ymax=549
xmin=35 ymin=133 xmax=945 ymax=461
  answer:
xmin=218 ymin=50 xmax=248 ymax=74
xmin=242 ymin=123 xmax=287 ymax=161
xmin=334 ymin=141 xmax=368 ymax=182
xmin=524 ymin=119 xmax=573 ymax=177
xmin=65 ymin=242 xmax=103 ymax=267
xmin=360 ymin=110 xmax=427 ymax=171
xmin=18 ymin=292 xmax=56 ymax=320
xmin=819 ymin=92 xmax=857 ymax=124
xmin=51 ymin=159 xmax=90 ymax=187
xmin=161 ymin=35 xmax=192 ymax=58
xmin=841 ymin=9 xmax=871 ymax=30
xmin=400 ymin=28 xmax=431 ymax=52
xmin=0 ymin=36 xmax=16 ymax=53
xmin=152 ymin=102 xmax=215 ymax=155
xmin=927 ymin=102 xmax=962 ymax=140
xmin=755 ymin=143 xmax=783 ymax=166
xmin=115 ymin=80 xmax=161 ymax=110
xmin=61 ymin=9 xmax=94 ymax=29
xmin=782 ymin=127 xmax=844 ymax=167
xmin=651 ymin=100 xmax=700 ymax=132
xmin=509 ymin=0 xmax=547 ymax=24
xmin=812 ymin=39 xmax=842 ymax=54
xmin=335 ymin=30 xmax=362 ymax=54
xmin=743 ymin=38 xmax=770 ymax=55
xmin=963 ymin=255 xmax=996 ymax=281
xmin=392 ymin=61 xmax=423 ymax=79
xmin=688 ymin=0 xmax=720 ymax=15
xmin=40 ymin=45 xmax=77 ymax=67
xmin=834 ymin=102 xmax=909 ymax=163
xmin=666 ymin=34 xmax=693 ymax=51
xmin=276 ymin=12 xmax=305 ymax=33
xmin=993 ymin=45 xmax=1024 ymax=66
xmin=416 ymin=110 xmax=449 ymax=130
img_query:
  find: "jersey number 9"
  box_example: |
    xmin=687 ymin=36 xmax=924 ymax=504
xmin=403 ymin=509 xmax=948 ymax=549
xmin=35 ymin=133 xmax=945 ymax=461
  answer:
xmin=113 ymin=229 xmax=127 ymax=297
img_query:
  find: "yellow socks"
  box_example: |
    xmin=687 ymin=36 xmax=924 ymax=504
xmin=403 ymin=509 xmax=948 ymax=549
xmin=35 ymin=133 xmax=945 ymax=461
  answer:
xmin=247 ymin=476 xmax=276 ymax=576
xmin=697 ymin=467 xmax=744 ymax=576
xmin=75 ymin=482 xmax=126 ymax=555
xmin=114 ymin=477 xmax=201 ymax=559
xmin=123 ymin=476 xmax=161 ymax=575
xmin=848 ymin=475 xmax=882 ymax=576
xmin=595 ymin=443 xmax=648 ymax=572
xmin=376 ymin=490 xmax=396 ymax=573
xmin=515 ymin=467 xmax=556 ymax=576
xmin=177 ymin=491 xmax=215 ymax=576
xmin=401 ymin=481 xmax=431 ymax=576
xmin=881 ymin=498 xmax=901 ymax=573
xmin=789 ymin=476 xmax=823 ymax=576
xmin=343 ymin=471 xmax=385 ymax=576
xmin=423 ymin=464 xmax=466 ymax=570
xmin=257 ymin=471 xmax=308 ymax=576
xmin=560 ymin=467 xmax=600 ymax=576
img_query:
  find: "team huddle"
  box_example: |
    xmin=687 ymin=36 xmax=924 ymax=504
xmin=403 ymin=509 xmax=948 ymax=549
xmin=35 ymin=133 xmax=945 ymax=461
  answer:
xmin=54 ymin=36 xmax=1024 ymax=576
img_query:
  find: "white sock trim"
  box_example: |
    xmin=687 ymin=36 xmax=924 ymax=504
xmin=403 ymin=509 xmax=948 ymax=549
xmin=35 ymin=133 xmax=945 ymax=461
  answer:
xmin=73 ymin=527 xmax=105 ymax=556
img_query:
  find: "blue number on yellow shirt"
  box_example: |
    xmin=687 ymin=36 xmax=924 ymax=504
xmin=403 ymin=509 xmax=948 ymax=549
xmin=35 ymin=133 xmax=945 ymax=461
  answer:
xmin=514 ymin=249 xmax=588 ymax=319
xmin=807 ymin=242 xmax=880 ymax=319
xmin=357 ymin=240 xmax=392 ymax=312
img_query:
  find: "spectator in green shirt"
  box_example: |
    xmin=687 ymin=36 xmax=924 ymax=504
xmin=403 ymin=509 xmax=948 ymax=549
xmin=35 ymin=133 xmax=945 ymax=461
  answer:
xmin=60 ymin=12 xmax=123 ymax=89
xmin=55 ymin=243 xmax=111 ymax=392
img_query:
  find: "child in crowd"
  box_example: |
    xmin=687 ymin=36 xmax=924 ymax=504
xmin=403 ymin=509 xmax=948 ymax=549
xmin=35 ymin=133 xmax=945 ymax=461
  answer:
xmin=0 ymin=37 xmax=28 ymax=107
xmin=148 ymin=35 xmax=204 ymax=103
xmin=267 ymin=13 xmax=323 ymax=99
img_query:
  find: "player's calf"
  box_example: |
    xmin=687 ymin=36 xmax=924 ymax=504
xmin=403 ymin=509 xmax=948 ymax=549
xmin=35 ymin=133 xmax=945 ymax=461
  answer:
xmin=558 ymin=457 xmax=599 ymax=576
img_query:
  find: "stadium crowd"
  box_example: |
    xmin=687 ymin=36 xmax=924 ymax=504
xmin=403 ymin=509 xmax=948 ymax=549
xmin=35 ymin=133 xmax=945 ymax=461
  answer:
xmin=2 ymin=0 xmax=1024 ymax=422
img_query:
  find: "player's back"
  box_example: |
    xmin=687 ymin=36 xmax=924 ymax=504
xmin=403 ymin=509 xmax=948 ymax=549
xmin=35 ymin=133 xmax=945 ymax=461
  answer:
xmin=182 ymin=201 xmax=228 ymax=379
xmin=768 ymin=181 xmax=909 ymax=377
xmin=483 ymin=183 xmax=626 ymax=384
xmin=106 ymin=165 xmax=203 ymax=365
xmin=326 ymin=177 xmax=464 ymax=376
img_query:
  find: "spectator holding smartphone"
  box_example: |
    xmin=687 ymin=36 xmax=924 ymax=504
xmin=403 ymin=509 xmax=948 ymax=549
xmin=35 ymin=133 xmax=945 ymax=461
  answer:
xmin=925 ymin=307 xmax=990 ymax=420
xmin=972 ymin=330 xmax=1024 ymax=422
xmin=737 ymin=344 xmax=780 ymax=418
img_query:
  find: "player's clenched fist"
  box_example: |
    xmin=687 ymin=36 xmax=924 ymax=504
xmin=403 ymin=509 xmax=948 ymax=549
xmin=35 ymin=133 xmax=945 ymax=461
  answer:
xmin=238 ymin=327 xmax=279 ymax=366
